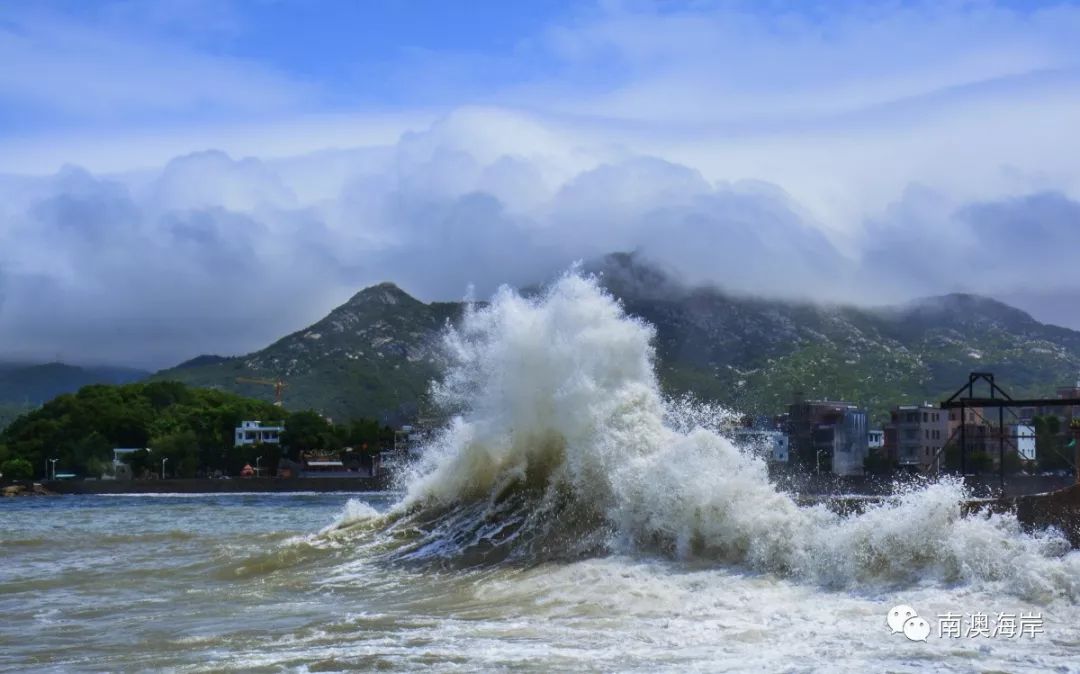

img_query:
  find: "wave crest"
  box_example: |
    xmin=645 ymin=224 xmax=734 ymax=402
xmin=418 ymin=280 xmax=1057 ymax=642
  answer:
xmin=351 ymin=271 xmax=1078 ymax=601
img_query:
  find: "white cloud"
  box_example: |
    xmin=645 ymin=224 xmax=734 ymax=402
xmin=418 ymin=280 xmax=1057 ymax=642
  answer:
xmin=0 ymin=110 xmax=856 ymax=366
xmin=0 ymin=112 xmax=441 ymax=176
xmin=5 ymin=104 xmax=1080 ymax=369
xmin=4 ymin=1 xmax=1080 ymax=365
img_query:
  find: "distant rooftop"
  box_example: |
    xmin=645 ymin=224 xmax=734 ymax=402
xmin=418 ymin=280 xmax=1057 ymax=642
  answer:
xmin=895 ymin=402 xmax=938 ymax=410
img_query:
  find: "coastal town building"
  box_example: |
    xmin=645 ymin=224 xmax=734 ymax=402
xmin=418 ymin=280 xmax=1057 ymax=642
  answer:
xmin=945 ymin=406 xmax=999 ymax=464
xmin=868 ymin=430 xmax=884 ymax=449
xmin=887 ymin=404 xmax=948 ymax=472
xmin=234 ymin=420 xmax=284 ymax=447
xmin=786 ymin=399 xmax=868 ymax=476
xmin=276 ymin=450 xmax=380 ymax=478
xmin=1056 ymin=376 xmax=1080 ymax=424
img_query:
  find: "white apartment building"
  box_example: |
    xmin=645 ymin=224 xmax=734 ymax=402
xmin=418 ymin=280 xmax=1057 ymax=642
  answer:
xmin=234 ymin=420 xmax=284 ymax=447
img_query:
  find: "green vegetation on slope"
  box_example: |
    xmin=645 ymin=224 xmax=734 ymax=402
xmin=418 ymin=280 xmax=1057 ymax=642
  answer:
xmin=599 ymin=254 xmax=1080 ymax=423
xmin=0 ymin=362 xmax=150 ymax=432
xmin=153 ymin=283 xmax=462 ymax=424
xmin=0 ymin=403 xmax=33 ymax=433
xmin=0 ymin=381 xmax=395 ymax=480
xmin=141 ymin=255 xmax=1080 ymax=426
xmin=0 ymin=381 xmax=286 ymax=480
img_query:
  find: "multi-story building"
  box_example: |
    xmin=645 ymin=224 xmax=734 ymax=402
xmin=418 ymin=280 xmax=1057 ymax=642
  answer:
xmin=883 ymin=426 xmax=898 ymax=457
xmin=234 ymin=420 xmax=284 ymax=447
xmin=946 ymin=406 xmax=995 ymax=461
xmin=1056 ymin=377 xmax=1080 ymax=424
xmin=787 ymin=399 xmax=868 ymax=476
xmin=889 ymin=404 xmax=949 ymax=472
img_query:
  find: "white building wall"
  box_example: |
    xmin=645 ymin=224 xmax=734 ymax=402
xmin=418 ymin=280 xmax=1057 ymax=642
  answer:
xmin=1016 ymin=424 xmax=1036 ymax=461
xmin=234 ymin=420 xmax=285 ymax=446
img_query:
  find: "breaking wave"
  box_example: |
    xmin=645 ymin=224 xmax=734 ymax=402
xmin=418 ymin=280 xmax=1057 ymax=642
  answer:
xmin=330 ymin=271 xmax=1080 ymax=601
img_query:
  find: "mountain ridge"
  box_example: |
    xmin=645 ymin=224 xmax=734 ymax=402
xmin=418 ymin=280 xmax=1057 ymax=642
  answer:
xmin=0 ymin=362 xmax=151 ymax=430
xmin=0 ymin=361 xmax=150 ymax=405
xmin=151 ymin=255 xmax=1080 ymax=424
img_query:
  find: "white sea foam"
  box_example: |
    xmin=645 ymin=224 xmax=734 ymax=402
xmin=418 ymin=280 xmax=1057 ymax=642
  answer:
xmin=385 ymin=270 xmax=1079 ymax=599
xmin=323 ymin=499 xmax=383 ymax=534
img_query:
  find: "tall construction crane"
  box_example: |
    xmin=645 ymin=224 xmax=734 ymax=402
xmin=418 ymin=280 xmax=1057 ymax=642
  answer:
xmin=236 ymin=376 xmax=288 ymax=406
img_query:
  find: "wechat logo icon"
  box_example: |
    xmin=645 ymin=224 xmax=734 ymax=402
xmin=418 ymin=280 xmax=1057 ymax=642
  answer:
xmin=887 ymin=604 xmax=930 ymax=642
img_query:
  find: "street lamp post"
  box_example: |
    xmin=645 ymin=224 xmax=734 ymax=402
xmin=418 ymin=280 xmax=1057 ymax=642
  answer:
xmin=256 ymin=456 xmax=262 ymax=477
xmin=161 ymin=457 xmax=168 ymax=480
xmin=49 ymin=458 xmax=58 ymax=480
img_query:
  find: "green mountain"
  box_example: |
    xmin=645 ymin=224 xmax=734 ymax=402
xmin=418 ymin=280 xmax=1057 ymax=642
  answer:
xmin=0 ymin=362 xmax=150 ymax=430
xmin=153 ymin=255 xmax=1080 ymax=425
xmin=153 ymin=284 xmax=463 ymax=424
xmin=0 ymin=403 xmax=30 ymax=433
xmin=594 ymin=254 xmax=1080 ymax=423
xmin=0 ymin=361 xmax=149 ymax=404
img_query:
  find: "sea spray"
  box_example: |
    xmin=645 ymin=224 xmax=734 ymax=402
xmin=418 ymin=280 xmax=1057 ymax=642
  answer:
xmin=397 ymin=272 xmax=664 ymax=514
xmin=354 ymin=270 xmax=1079 ymax=599
xmin=323 ymin=499 xmax=382 ymax=534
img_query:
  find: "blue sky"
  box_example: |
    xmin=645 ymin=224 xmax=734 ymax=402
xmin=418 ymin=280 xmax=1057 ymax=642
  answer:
xmin=0 ymin=0 xmax=581 ymax=140
xmin=3 ymin=0 xmax=1080 ymax=365
xmin=6 ymin=0 xmax=1079 ymax=165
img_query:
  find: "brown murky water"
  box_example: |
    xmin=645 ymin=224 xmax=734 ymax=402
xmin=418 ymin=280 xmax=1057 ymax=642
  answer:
xmin=2 ymin=492 xmax=1078 ymax=673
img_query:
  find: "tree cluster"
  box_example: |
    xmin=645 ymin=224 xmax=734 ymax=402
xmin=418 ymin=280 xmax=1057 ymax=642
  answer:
xmin=0 ymin=381 xmax=392 ymax=480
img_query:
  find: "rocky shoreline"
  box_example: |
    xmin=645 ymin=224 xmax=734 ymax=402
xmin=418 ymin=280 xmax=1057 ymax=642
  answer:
xmin=1 ymin=482 xmax=54 ymax=497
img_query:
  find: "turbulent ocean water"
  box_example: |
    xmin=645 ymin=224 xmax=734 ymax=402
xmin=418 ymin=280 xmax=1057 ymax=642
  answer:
xmin=3 ymin=272 xmax=1080 ymax=672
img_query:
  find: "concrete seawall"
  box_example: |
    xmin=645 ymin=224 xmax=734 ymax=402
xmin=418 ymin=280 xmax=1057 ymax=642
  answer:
xmin=41 ymin=476 xmax=390 ymax=494
xmin=1010 ymin=483 xmax=1080 ymax=547
xmin=773 ymin=472 xmax=1074 ymax=498
xmin=803 ymin=481 xmax=1080 ymax=547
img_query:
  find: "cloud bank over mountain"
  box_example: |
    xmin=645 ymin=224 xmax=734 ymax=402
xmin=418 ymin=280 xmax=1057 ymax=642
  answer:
xmin=3 ymin=1 xmax=1080 ymax=366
